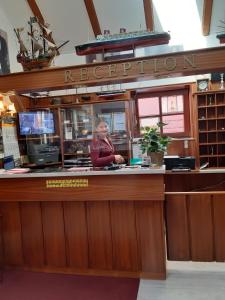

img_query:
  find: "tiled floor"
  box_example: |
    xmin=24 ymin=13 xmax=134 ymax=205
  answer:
xmin=137 ymin=261 xmax=225 ymax=300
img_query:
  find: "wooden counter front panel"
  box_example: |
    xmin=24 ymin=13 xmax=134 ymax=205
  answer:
xmin=0 ymin=199 xmax=166 ymax=279
xmin=110 ymin=201 xmax=139 ymax=271
xmin=166 ymin=194 xmax=225 ymax=262
xmin=213 ymin=196 xmax=225 ymax=261
xmin=87 ymin=202 xmax=113 ymax=270
xmin=136 ymin=201 xmax=165 ymax=275
xmin=165 ymin=195 xmax=190 ymax=261
xmin=63 ymin=202 xmax=88 ymax=268
xmin=0 ymin=174 xmax=164 ymax=202
xmin=165 ymin=173 xmax=225 ymax=262
xmin=20 ymin=202 xmax=45 ymax=267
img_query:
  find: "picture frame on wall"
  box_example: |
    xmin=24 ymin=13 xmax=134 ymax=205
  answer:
xmin=0 ymin=29 xmax=10 ymax=75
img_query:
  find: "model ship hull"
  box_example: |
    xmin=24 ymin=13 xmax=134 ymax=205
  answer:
xmin=14 ymin=17 xmax=68 ymax=72
xmin=75 ymin=32 xmax=170 ymax=55
xmin=17 ymin=55 xmax=54 ymax=71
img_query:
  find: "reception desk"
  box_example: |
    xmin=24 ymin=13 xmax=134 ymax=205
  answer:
xmin=165 ymin=170 xmax=225 ymax=262
xmin=0 ymin=168 xmax=166 ymax=279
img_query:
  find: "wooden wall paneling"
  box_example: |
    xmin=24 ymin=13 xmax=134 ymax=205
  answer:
xmin=135 ymin=201 xmax=166 ymax=278
xmin=188 ymin=195 xmax=214 ymax=261
xmin=41 ymin=202 xmax=67 ymax=267
xmin=63 ymin=202 xmax=88 ymax=268
xmin=212 ymin=195 xmax=225 ymax=262
xmin=189 ymin=85 xmax=199 ymax=161
xmin=167 ymin=140 xmax=187 ymax=157
xmin=86 ymin=201 xmax=113 ymax=270
xmin=165 ymin=195 xmax=190 ymax=260
xmin=110 ymin=201 xmax=139 ymax=271
xmin=0 ymin=202 xmax=23 ymax=266
xmin=20 ymin=202 xmax=45 ymax=267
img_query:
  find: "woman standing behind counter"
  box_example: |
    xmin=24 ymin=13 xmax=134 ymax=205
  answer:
xmin=90 ymin=118 xmax=124 ymax=167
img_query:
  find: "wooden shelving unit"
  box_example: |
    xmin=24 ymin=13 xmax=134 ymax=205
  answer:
xmin=196 ymin=90 xmax=225 ymax=167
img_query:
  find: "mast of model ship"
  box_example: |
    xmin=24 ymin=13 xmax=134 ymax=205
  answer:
xmin=38 ymin=21 xmax=53 ymax=54
xmin=28 ymin=17 xmax=36 ymax=58
xmin=28 ymin=17 xmax=44 ymax=57
xmin=13 ymin=28 xmax=29 ymax=57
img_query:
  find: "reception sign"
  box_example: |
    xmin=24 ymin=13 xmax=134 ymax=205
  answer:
xmin=1 ymin=46 xmax=225 ymax=92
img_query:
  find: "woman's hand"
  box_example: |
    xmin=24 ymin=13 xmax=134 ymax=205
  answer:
xmin=114 ymin=155 xmax=125 ymax=164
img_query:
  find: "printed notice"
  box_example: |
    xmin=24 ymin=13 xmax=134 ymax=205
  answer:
xmin=2 ymin=124 xmax=20 ymax=160
xmin=46 ymin=179 xmax=88 ymax=188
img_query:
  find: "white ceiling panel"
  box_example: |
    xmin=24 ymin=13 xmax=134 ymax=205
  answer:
xmin=36 ymin=0 xmax=94 ymax=53
xmin=1 ymin=0 xmax=225 ymax=63
xmin=93 ymin=0 xmax=146 ymax=34
xmin=0 ymin=0 xmax=32 ymax=28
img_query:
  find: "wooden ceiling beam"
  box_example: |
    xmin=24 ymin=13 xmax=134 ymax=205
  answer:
xmin=27 ymin=0 xmax=44 ymax=24
xmin=84 ymin=0 xmax=101 ymax=37
xmin=202 ymin=0 xmax=213 ymax=36
xmin=26 ymin=0 xmax=59 ymax=54
xmin=143 ymin=0 xmax=154 ymax=31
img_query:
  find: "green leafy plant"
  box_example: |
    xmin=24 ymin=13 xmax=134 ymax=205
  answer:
xmin=139 ymin=122 xmax=171 ymax=155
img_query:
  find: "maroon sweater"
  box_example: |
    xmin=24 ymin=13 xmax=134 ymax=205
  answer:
xmin=90 ymin=137 xmax=115 ymax=167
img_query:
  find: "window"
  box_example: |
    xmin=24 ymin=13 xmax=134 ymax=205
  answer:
xmin=137 ymin=89 xmax=190 ymax=136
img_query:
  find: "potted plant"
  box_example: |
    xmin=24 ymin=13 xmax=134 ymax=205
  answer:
xmin=139 ymin=122 xmax=171 ymax=166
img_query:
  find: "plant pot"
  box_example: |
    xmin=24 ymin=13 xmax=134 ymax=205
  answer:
xmin=148 ymin=152 xmax=164 ymax=166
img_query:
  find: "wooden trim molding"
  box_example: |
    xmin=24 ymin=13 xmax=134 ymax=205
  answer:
xmin=202 ymin=0 xmax=213 ymax=36
xmin=1 ymin=45 xmax=225 ymax=93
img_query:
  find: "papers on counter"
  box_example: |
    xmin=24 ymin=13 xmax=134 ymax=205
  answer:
xmin=1 ymin=168 xmax=30 ymax=174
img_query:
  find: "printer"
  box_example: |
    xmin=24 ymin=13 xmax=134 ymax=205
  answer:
xmin=164 ymin=155 xmax=195 ymax=170
xmin=27 ymin=143 xmax=60 ymax=165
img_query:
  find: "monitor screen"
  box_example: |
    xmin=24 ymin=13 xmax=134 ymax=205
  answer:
xmin=18 ymin=111 xmax=55 ymax=135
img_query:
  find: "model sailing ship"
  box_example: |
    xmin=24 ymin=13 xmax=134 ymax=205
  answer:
xmin=14 ymin=17 xmax=69 ymax=71
xmin=75 ymin=28 xmax=170 ymax=56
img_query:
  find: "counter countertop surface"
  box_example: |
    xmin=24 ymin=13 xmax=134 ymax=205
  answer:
xmin=199 ymin=168 xmax=225 ymax=173
xmin=166 ymin=168 xmax=225 ymax=174
xmin=0 ymin=166 xmax=165 ymax=178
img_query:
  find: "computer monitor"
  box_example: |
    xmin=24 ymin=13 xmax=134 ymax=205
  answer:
xmin=18 ymin=111 xmax=55 ymax=135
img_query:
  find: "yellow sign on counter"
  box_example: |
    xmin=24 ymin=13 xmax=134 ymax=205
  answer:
xmin=46 ymin=179 xmax=88 ymax=188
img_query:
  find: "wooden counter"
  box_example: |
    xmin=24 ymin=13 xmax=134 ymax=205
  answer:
xmin=165 ymin=171 xmax=225 ymax=263
xmin=0 ymin=170 xmax=166 ymax=279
